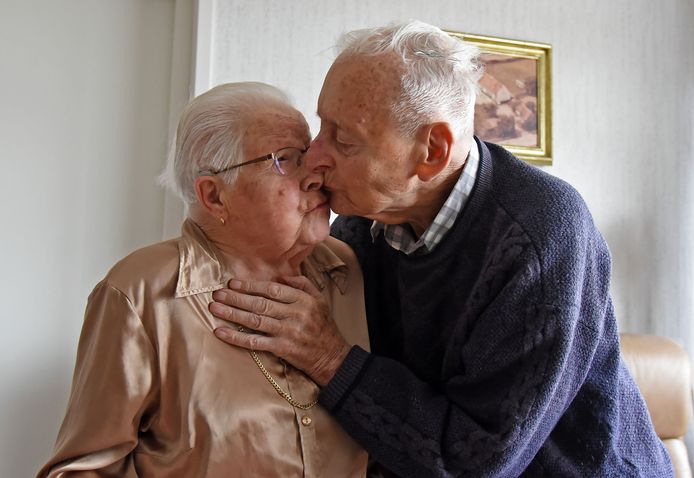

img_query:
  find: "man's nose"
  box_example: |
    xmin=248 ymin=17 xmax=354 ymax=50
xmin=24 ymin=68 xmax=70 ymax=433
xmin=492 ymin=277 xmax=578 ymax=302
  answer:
xmin=300 ymin=139 xmax=329 ymax=192
xmin=301 ymin=170 xmax=324 ymax=191
xmin=302 ymin=137 xmax=333 ymax=173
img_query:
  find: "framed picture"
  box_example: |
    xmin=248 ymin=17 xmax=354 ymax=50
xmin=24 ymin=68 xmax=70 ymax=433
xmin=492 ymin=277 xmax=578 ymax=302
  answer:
xmin=446 ymin=32 xmax=552 ymax=165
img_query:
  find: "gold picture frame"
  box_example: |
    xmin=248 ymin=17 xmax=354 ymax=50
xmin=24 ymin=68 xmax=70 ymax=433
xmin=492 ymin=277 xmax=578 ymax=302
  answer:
xmin=447 ymin=31 xmax=553 ymax=165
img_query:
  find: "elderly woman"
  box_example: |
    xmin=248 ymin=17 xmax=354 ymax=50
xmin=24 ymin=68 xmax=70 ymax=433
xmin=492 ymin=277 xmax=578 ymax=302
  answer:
xmin=37 ymin=82 xmax=369 ymax=477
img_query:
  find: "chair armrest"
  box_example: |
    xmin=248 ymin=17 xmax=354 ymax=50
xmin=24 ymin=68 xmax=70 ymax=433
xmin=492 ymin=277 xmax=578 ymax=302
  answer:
xmin=620 ymin=333 xmax=692 ymax=439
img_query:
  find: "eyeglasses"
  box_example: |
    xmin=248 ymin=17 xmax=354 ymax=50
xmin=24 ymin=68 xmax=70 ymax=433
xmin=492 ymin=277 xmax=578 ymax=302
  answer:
xmin=199 ymin=147 xmax=307 ymax=177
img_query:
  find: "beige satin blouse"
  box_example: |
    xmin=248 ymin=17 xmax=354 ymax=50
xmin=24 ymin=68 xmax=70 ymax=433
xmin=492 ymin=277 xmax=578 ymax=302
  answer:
xmin=37 ymin=219 xmax=370 ymax=478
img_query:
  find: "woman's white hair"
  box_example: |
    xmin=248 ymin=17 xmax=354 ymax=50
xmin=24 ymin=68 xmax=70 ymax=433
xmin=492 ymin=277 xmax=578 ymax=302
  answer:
xmin=336 ymin=21 xmax=483 ymax=138
xmin=159 ymin=82 xmax=293 ymax=205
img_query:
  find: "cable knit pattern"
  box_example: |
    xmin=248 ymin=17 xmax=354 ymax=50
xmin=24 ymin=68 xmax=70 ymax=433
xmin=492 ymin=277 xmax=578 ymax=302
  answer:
xmin=319 ymin=139 xmax=673 ymax=477
xmin=344 ymin=390 xmax=445 ymax=470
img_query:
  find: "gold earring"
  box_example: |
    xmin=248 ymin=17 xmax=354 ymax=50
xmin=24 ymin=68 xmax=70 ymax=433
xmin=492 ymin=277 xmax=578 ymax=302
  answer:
xmin=219 ymin=217 xmax=225 ymax=225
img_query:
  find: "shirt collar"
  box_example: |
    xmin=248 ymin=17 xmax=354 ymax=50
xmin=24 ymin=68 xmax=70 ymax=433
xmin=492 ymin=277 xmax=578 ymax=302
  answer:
xmin=175 ymin=219 xmax=348 ymax=298
xmin=370 ymin=141 xmax=480 ymax=255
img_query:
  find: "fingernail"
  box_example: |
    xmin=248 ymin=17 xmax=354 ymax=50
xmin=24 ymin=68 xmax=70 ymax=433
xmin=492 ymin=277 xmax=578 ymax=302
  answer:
xmin=229 ymin=279 xmax=242 ymax=289
xmin=212 ymin=290 xmax=226 ymax=301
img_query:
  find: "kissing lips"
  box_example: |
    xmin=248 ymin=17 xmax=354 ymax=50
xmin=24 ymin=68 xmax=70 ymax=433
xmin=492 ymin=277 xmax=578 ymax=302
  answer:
xmin=307 ymin=191 xmax=330 ymax=213
xmin=310 ymin=200 xmax=329 ymax=212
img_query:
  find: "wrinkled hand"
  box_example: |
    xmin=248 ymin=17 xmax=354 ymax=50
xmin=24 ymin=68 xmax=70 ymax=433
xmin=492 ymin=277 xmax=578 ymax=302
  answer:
xmin=210 ymin=276 xmax=351 ymax=386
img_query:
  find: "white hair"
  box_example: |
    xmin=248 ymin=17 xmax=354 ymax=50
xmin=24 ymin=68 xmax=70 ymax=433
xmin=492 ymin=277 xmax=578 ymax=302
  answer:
xmin=159 ymin=82 xmax=293 ymax=205
xmin=336 ymin=21 xmax=483 ymax=138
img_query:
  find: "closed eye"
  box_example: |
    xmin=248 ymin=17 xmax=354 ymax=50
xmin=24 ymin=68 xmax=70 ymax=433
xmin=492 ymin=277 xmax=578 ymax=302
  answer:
xmin=336 ymin=137 xmax=357 ymax=153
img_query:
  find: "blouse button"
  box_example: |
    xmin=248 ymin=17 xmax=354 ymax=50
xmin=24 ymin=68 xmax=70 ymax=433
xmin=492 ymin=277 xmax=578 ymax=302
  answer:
xmin=301 ymin=415 xmax=312 ymax=426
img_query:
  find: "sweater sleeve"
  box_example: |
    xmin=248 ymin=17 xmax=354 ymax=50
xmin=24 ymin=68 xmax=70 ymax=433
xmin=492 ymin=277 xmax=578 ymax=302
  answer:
xmin=36 ymin=282 xmax=157 ymax=478
xmin=323 ymin=218 xmax=610 ymax=477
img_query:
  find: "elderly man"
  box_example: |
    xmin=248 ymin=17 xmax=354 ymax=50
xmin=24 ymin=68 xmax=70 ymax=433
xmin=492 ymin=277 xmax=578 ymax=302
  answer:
xmin=211 ymin=21 xmax=673 ymax=477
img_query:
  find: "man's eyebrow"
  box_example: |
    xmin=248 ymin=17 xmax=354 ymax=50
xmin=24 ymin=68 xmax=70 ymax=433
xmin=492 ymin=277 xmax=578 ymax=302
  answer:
xmin=318 ymin=116 xmax=340 ymax=130
xmin=316 ymin=111 xmax=334 ymax=126
xmin=315 ymin=115 xmax=359 ymax=138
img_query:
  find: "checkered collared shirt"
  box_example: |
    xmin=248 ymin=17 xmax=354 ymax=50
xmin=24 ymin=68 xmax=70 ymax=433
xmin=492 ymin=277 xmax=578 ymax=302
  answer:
xmin=370 ymin=142 xmax=480 ymax=255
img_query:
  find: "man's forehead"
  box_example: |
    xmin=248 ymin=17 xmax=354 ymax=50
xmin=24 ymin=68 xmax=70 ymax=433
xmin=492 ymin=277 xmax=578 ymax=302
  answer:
xmin=328 ymin=55 xmax=400 ymax=94
xmin=318 ymin=54 xmax=401 ymax=125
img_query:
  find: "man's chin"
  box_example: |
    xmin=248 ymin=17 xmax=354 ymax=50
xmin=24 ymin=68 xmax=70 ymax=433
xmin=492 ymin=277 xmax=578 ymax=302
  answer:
xmin=329 ymin=197 xmax=378 ymax=220
xmin=328 ymin=197 xmax=354 ymax=217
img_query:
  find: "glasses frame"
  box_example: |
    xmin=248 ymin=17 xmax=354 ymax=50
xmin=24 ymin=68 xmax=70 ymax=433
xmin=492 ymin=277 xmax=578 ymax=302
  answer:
xmin=198 ymin=146 xmax=307 ymax=177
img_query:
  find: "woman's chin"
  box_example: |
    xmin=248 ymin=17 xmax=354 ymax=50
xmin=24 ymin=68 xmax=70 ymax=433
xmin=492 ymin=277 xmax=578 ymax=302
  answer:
xmin=304 ymin=221 xmax=331 ymax=246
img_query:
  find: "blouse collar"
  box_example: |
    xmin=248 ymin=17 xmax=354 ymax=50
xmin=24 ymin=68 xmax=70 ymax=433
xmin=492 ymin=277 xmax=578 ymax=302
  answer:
xmin=174 ymin=219 xmax=348 ymax=298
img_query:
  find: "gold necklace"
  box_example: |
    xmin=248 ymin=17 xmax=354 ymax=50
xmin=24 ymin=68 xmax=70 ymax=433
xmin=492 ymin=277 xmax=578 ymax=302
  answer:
xmin=239 ymin=327 xmax=318 ymax=410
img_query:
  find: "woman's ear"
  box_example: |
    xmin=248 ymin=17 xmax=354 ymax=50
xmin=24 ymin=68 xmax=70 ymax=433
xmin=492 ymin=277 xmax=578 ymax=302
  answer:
xmin=194 ymin=176 xmax=228 ymax=219
xmin=415 ymin=122 xmax=454 ymax=182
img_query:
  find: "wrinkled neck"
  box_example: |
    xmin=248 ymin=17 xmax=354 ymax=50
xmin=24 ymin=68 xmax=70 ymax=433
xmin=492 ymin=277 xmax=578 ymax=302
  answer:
xmin=190 ymin=212 xmax=311 ymax=281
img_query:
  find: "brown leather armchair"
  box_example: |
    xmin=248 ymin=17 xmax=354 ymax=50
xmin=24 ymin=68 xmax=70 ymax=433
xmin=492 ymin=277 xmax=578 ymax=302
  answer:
xmin=621 ymin=333 xmax=693 ymax=478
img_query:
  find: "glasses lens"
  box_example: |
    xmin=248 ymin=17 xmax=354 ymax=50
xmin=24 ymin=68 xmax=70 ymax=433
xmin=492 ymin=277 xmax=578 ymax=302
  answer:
xmin=273 ymin=148 xmax=304 ymax=176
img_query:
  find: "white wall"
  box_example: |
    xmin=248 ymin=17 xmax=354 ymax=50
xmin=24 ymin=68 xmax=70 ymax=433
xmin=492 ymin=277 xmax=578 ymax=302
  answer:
xmin=0 ymin=1 xmax=192 ymax=476
xmin=206 ymin=0 xmax=694 ymax=453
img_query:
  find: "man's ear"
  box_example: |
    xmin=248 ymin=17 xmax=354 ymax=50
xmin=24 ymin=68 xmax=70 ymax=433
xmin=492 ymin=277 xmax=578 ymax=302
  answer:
xmin=194 ymin=176 xmax=228 ymax=219
xmin=415 ymin=122 xmax=453 ymax=182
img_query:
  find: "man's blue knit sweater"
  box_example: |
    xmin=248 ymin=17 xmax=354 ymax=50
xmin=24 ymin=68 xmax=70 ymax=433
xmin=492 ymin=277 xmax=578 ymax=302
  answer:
xmin=321 ymin=139 xmax=673 ymax=477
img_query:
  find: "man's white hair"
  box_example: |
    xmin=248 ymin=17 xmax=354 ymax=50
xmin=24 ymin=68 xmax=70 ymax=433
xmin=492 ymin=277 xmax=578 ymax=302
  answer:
xmin=159 ymin=82 xmax=293 ymax=205
xmin=336 ymin=21 xmax=483 ymax=138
